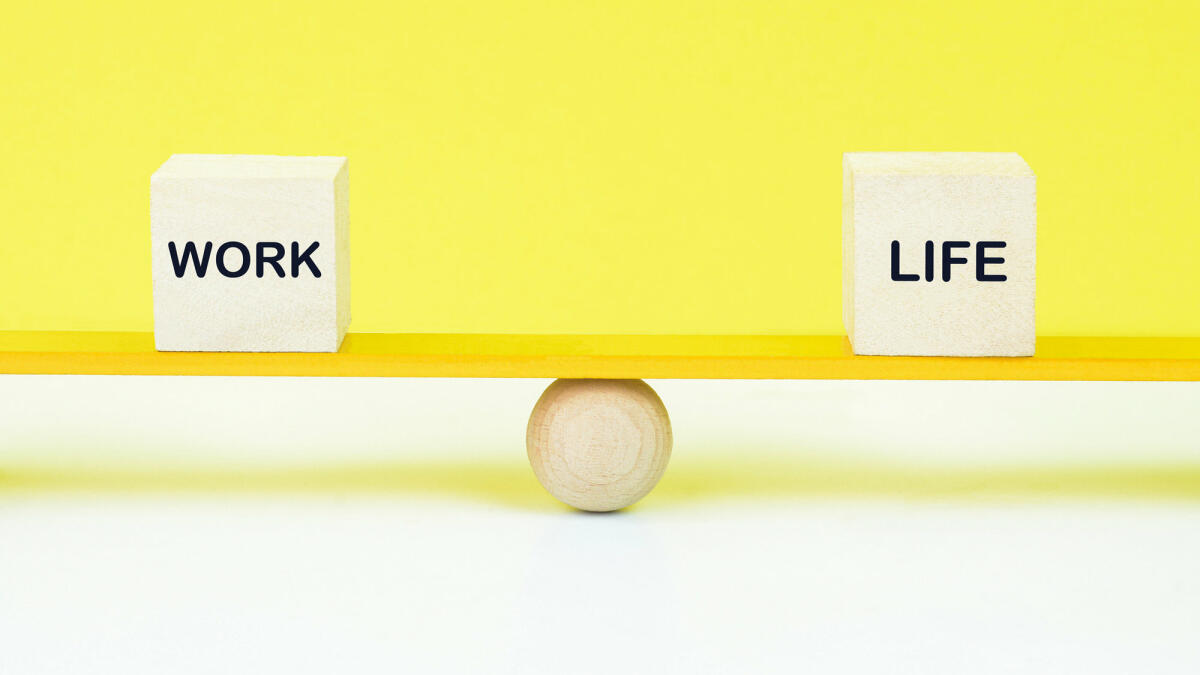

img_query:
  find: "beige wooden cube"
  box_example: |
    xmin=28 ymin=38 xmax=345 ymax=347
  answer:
xmin=151 ymin=154 xmax=350 ymax=352
xmin=843 ymin=152 xmax=1035 ymax=356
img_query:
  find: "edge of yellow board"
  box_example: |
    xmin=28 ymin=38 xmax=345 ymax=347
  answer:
xmin=1 ymin=332 xmax=1198 ymax=381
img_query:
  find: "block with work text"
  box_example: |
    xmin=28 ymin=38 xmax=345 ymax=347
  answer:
xmin=151 ymin=154 xmax=350 ymax=352
xmin=843 ymin=152 xmax=1036 ymax=356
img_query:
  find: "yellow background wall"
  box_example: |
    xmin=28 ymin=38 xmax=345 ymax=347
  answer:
xmin=1 ymin=1 xmax=1196 ymax=336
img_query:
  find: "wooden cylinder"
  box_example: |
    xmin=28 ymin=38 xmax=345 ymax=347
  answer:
xmin=526 ymin=379 xmax=672 ymax=512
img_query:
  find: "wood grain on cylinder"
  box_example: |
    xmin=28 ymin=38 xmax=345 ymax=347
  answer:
xmin=526 ymin=379 xmax=672 ymax=512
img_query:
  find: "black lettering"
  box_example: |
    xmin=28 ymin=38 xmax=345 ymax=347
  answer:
xmin=256 ymin=242 xmax=286 ymax=278
xmin=168 ymin=241 xmax=213 ymax=278
xmin=291 ymin=241 xmax=321 ymax=278
xmin=941 ymin=241 xmax=970 ymax=282
xmin=976 ymin=241 xmax=1007 ymax=282
xmin=216 ymin=242 xmax=250 ymax=278
xmin=890 ymin=240 xmax=919 ymax=281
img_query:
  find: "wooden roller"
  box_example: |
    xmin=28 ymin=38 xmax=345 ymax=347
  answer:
xmin=526 ymin=379 xmax=672 ymax=512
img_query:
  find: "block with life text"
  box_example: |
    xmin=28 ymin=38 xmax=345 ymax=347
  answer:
xmin=843 ymin=152 xmax=1036 ymax=356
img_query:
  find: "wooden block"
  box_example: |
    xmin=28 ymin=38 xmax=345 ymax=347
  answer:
xmin=843 ymin=152 xmax=1036 ymax=356
xmin=151 ymin=155 xmax=350 ymax=352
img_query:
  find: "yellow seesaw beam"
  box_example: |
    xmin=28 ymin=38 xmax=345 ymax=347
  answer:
xmin=1 ymin=331 xmax=1199 ymax=381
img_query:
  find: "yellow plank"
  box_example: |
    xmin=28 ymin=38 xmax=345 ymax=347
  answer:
xmin=1 ymin=332 xmax=1199 ymax=381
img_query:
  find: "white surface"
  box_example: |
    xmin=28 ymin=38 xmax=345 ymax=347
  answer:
xmin=2 ymin=377 xmax=1200 ymax=674
xmin=150 ymin=154 xmax=350 ymax=352
xmin=843 ymin=152 xmax=1036 ymax=356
